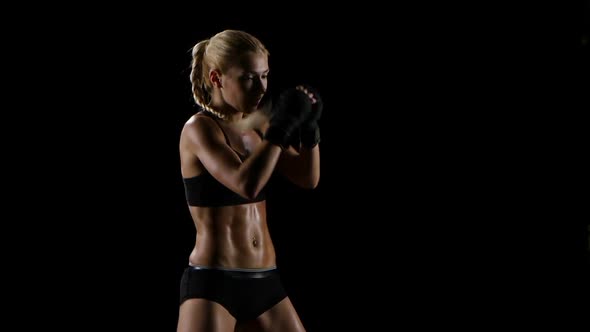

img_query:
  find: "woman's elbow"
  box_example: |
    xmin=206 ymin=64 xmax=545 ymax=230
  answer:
xmin=301 ymin=175 xmax=320 ymax=189
xmin=311 ymin=177 xmax=320 ymax=189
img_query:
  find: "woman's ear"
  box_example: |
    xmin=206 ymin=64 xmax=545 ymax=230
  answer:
xmin=209 ymin=70 xmax=222 ymax=88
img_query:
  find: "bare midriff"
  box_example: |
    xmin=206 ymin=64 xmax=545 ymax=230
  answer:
xmin=187 ymin=200 xmax=276 ymax=269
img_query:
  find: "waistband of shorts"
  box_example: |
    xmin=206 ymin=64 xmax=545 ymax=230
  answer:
xmin=187 ymin=265 xmax=278 ymax=278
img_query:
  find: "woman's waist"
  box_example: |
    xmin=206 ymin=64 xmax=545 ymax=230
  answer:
xmin=184 ymin=264 xmax=280 ymax=279
xmin=189 ymin=242 xmax=276 ymax=269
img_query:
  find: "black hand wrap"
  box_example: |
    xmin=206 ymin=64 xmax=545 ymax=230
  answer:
xmin=264 ymin=88 xmax=312 ymax=149
xmin=300 ymin=85 xmax=323 ymax=149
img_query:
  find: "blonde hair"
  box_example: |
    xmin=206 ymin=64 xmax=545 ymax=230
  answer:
xmin=189 ymin=30 xmax=269 ymax=120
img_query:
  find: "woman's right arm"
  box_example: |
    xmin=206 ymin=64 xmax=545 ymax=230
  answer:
xmin=184 ymin=116 xmax=282 ymax=200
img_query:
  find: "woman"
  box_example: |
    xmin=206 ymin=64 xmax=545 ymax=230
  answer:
xmin=177 ymin=29 xmax=321 ymax=332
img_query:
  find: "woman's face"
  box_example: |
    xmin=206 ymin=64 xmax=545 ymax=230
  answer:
xmin=220 ymin=51 xmax=269 ymax=114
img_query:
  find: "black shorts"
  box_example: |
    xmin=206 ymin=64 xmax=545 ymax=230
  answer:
xmin=179 ymin=266 xmax=287 ymax=321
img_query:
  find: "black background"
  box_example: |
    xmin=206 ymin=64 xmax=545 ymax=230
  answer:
xmin=9 ymin=2 xmax=589 ymax=330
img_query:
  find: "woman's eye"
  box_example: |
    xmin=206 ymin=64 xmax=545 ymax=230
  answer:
xmin=247 ymin=75 xmax=268 ymax=79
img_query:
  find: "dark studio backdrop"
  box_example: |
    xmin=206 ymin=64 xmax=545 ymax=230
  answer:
xmin=12 ymin=2 xmax=589 ymax=330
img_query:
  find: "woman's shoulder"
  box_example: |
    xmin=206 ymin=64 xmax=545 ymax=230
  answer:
xmin=185 ymin=111 xmax=216 ymax=127
xmin=181 ymin=111 xmax=221 ymax=139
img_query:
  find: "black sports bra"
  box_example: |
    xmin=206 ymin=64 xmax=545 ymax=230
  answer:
xmin=183 ymin=112 xmax=267 ymax=207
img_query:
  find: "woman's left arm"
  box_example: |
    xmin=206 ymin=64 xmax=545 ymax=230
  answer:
xmin=275 ymin=144 xmax=320 ymax=189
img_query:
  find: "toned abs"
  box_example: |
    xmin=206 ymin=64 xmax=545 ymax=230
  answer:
xmin=187 ymin=201 xmax=277 ymax=269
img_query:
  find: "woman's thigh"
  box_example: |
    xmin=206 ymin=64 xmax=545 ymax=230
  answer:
xmin=177 ymin=298 xmax=236 ymax=332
